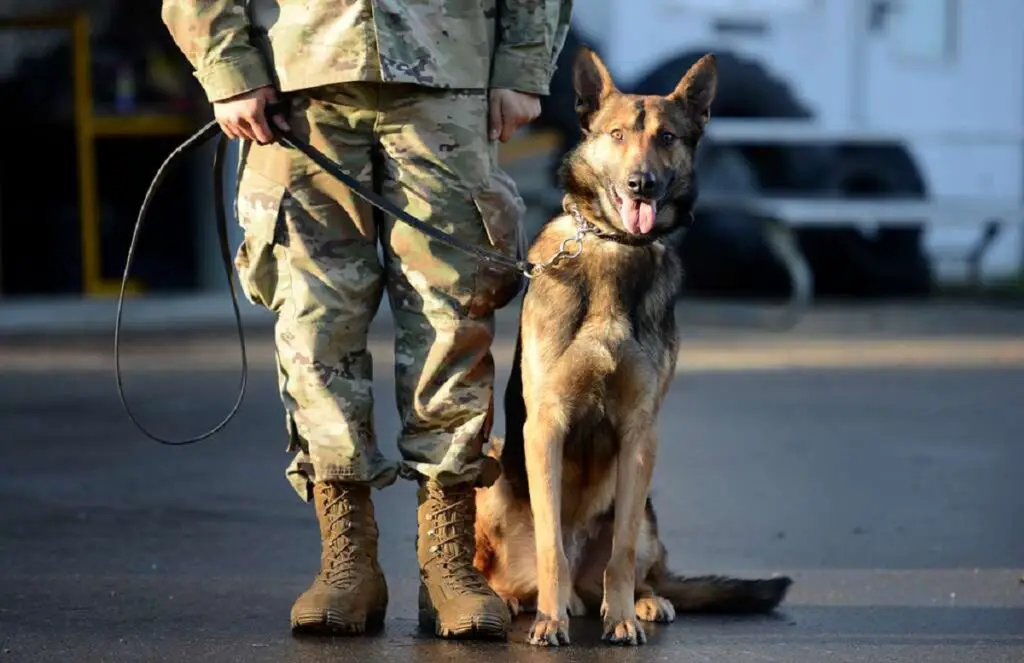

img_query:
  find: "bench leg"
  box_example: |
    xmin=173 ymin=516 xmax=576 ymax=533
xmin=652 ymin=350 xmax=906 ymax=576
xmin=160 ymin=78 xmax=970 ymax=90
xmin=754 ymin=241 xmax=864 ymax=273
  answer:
xmin=965 ymin=219 xmax=1004 ymax=291
xmin=759 ymin=217 xmax=814 ymax=330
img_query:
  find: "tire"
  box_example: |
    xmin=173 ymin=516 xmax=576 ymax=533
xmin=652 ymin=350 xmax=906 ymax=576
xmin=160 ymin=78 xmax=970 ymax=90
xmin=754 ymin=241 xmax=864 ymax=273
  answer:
xmin=796 ymin=145 xmax=933 ymax=298
xmin=678 ymin=144 xmax=792 ymax=298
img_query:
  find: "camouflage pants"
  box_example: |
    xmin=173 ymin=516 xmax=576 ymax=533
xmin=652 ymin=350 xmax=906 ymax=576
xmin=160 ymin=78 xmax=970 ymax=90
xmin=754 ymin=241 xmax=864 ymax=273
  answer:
xmin=233 ymin=82 xmax=526 ymax=502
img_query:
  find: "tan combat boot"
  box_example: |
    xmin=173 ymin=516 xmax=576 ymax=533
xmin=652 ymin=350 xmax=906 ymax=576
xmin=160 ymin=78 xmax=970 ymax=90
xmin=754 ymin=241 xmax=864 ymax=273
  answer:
xmin=416 ymin=479 xmax=510 ymax=640
xmin=290 ymin=482 xmax=388 ymax=635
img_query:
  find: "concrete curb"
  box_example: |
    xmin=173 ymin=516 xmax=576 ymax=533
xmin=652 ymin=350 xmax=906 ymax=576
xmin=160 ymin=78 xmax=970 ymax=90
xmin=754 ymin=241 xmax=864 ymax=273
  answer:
xmin=2 ymin=292 xmax=1023 ymax=340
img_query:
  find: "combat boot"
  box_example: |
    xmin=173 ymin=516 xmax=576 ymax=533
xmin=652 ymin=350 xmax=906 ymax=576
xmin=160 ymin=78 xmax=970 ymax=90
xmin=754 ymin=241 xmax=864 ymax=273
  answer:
xmin=290 ymin=481 xmax=388 ymax=635
xmin=416 ymin=479 xmax=510 ymax=640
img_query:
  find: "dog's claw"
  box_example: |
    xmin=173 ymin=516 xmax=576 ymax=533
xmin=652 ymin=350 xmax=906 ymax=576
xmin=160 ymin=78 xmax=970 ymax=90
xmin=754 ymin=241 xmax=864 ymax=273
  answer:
xmin=635 ymin=595 xmax=676 ymax=623
xmin=528 ymin=616 xmax=570 ymax=647
xmin=602 ymin=617 xmax=647 ymax=646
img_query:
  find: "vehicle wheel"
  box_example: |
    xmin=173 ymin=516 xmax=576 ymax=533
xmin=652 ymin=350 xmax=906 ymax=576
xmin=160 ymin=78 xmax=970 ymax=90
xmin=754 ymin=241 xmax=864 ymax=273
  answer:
xmin=797 ymin=145 xmax=933 ymax=298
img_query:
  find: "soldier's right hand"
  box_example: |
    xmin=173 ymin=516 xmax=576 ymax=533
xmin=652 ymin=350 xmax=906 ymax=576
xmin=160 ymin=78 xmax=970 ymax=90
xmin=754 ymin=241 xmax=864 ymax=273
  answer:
xmin=213 ymin=85 xmax=291 ymax=144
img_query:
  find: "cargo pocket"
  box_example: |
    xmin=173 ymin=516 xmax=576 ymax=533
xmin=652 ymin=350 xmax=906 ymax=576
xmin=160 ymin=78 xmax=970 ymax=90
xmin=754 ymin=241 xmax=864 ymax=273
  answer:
xmin=469 ymin=166 xmax=528 ymax=314
xmin=234 ymin=165 xmax=287 ymax=313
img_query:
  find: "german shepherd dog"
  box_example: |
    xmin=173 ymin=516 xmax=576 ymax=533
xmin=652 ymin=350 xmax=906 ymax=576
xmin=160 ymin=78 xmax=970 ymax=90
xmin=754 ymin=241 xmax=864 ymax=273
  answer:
xmin=471 ymin=48 xmax=793 ymax=646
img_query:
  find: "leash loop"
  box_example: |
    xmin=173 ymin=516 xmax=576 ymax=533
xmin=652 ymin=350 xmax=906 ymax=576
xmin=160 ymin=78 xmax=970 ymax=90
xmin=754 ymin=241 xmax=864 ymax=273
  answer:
xmin=115 ymin=122 xmax=248 ymax=446
xmin=117 ymin=99 xmax=585 ymax=445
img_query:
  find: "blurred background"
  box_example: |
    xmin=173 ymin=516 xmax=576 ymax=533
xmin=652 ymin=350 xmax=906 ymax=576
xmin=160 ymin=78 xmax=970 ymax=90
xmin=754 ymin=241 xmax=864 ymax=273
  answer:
xmin=1 ymin=4 xmax=1022 ymax=662
xmin=0 ymin=0 xmax=1022 ymax=310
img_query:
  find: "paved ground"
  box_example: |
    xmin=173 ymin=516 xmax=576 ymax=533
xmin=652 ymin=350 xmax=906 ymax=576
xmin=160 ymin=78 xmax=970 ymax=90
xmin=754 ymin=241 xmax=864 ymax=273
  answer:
xmin=2 ymin=303 xmax=1023 ymax=662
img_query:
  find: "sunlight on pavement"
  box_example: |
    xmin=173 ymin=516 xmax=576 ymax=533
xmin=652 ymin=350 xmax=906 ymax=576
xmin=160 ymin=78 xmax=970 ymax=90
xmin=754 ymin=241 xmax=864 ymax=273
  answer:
xmin=3 ymin=337 xmax=1024 ymax=374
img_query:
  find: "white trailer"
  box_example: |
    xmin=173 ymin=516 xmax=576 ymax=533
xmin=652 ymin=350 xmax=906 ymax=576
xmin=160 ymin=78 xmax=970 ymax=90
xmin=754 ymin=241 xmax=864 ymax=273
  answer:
xmin=564 ymin=0 xmax=1024 ymax=300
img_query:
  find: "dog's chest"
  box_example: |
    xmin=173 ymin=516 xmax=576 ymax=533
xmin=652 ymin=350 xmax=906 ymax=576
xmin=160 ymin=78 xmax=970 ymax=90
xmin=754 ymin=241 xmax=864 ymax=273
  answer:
xmin=581 ymin=275 xmax=675 ymax=364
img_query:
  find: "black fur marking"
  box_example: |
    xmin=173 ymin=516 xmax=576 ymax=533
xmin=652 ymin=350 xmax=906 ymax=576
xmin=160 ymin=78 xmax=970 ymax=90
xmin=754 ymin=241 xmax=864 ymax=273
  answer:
xmin=591 ymin=226 xmax=672 ymax=247
xmin=618 ymin=247 xmax=659 ymax=340
xmin=549 ymin=263 xmax=590 ymax=354
xmin=633 ymin=100 xmax=646 ymax=132
xmin=501 ymin=327 xmax=530 ymax=499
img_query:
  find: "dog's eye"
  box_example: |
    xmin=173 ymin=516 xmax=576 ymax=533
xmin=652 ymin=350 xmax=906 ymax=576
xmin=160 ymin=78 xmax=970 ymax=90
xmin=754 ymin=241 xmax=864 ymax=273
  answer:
xmin=610 ymin=129 xmax=624 ymax=142
xmin=659 ymin=131 xmax=677 ymax=146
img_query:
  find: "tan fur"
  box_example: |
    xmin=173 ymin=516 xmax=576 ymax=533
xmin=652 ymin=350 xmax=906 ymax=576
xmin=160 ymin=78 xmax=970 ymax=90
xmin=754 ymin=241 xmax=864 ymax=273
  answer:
xmin=473 ymin=48 xmax=792 ymax=647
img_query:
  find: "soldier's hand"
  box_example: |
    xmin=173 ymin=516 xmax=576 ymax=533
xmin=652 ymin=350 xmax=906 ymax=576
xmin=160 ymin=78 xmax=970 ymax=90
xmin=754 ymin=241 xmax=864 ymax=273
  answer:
xmin=213 ymin=85 xmax=291 ymax=144
xmin=488 ymin=89 xmax=541 ymax=143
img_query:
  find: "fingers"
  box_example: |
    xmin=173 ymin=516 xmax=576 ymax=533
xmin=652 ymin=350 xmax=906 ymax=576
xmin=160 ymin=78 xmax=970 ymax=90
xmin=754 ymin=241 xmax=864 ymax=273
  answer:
xmin=217 ymin=115 xmax=270 ymax=143
xmin=489 ymin=90 xmax=541 ymax=143
xmin=213 ymin=86 xmax=290 ymax=144
xmin=270 ymin=113 xmax=292 ymax=133
xmin=500 ymin=109 xmax=516 ymax=143
xmin=216 ymin=119 xmax=241 ymax=140
xmin=489 ymin=94 xmax=504 ymax=142
xmin=261 ymin=88 xmax=293 ymax=135
xmin=247 ymin=112 xmax=276 ymax=144
xmin=500 ymin=106 xmax=538 ymax=142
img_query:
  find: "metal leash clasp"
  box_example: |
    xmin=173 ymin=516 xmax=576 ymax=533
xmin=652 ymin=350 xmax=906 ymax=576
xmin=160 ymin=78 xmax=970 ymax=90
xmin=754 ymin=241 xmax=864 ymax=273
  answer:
xmin=523 ymin=205 xmax=590 ymax=279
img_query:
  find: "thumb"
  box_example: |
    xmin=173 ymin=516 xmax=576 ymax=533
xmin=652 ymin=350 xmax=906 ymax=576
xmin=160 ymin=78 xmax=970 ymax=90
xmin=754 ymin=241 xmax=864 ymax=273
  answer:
xmin=489 ymin=94 xmax=503 ymax=142
xmin=261 ymin=87 xmax=291 ymax=132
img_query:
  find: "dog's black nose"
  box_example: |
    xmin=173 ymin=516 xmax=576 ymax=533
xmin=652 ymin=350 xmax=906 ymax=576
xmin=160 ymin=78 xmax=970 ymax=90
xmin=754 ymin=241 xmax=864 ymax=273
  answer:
xmin=627 ymin=172 xmax=657 ymax=197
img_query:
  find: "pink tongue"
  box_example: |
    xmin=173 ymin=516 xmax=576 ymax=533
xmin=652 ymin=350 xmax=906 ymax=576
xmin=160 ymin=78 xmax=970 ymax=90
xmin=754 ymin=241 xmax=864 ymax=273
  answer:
xmin=620 ymin=198 xmax=657 ymax=234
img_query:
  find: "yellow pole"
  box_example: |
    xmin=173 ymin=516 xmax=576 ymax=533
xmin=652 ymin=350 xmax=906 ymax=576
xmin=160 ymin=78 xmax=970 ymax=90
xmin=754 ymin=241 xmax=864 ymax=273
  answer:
xmin=71 ymin=12 xmax=101 ymax=295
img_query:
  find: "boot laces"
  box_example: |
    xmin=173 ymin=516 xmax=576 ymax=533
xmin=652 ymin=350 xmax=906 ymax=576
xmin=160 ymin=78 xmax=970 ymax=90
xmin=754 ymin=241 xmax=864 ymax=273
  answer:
xmin=322 ymin=487 xmax=372 ymax=586
xmin=425 ymin=484 xmax=490 ymax=594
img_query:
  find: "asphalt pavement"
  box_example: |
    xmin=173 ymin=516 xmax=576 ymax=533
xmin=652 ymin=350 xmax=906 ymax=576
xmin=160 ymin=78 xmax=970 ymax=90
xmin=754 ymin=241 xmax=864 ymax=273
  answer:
xmin=1 ymin=302 xmax=1023 ymax=662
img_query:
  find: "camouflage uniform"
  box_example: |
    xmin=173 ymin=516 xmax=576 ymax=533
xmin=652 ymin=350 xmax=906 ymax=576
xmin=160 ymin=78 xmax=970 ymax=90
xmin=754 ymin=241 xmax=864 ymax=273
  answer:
xmin=162 ymin=0 xmax=572 ymax=640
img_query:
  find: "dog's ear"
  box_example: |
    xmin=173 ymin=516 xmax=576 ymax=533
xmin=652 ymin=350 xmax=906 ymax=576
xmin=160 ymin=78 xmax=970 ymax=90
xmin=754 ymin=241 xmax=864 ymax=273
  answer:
xmin=573 ymin=46 xmax=617 ymax=129
xmin=669 ymin=53 xmax=718 ymax=126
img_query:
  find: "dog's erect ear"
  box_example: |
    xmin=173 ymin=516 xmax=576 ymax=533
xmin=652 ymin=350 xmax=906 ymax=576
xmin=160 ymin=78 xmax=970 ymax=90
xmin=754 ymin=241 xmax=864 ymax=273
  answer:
xmin=573 ymin=46 xmax=617 ymax=128
xmin=669 ymin=53 xmax=718 ymax=125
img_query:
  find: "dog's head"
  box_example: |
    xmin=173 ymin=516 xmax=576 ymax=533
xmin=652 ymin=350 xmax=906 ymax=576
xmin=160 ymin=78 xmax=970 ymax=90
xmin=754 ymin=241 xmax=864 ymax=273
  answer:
xmin=561 ymin=48 xmax=717 ymax=238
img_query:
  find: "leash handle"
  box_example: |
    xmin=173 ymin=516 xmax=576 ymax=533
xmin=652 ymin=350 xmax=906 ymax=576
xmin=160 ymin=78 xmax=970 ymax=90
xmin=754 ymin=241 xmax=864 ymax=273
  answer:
xmin=115 ymin=123 xmax=249 ymax=446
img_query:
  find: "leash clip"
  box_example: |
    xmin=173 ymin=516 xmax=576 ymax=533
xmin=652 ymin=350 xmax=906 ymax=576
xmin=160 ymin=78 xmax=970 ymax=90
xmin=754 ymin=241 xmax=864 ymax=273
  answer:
xmin=524 ymin=204 xmax=590 ymax=279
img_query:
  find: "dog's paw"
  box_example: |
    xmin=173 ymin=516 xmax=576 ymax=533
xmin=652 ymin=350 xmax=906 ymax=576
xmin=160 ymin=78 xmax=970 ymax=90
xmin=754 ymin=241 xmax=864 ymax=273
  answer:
xmin=635 ymin=595 xmax=675 ymax=623
xmin=567 ymin=590 xmax=587 ymax=617
xmin=528 ymin=614 xmax=570 ymax=647
xmin=601 ymin=616 xmax=647 ymax=646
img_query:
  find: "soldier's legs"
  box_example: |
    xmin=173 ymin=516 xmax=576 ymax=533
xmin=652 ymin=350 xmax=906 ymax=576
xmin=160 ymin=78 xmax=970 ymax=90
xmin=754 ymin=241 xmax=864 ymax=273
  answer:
xmin=233 ymin=84 xmax=397 ymax=635
xmin=375 ymin=84 xmax=526 ymax=639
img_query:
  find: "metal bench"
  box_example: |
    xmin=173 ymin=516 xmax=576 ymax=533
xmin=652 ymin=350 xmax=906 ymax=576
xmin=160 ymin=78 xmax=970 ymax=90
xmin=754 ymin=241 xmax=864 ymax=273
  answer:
xmin=693 ymin=120 xmax=1024 ymax=327
xmin=695 ymin=194 xmax=1023 ymax=328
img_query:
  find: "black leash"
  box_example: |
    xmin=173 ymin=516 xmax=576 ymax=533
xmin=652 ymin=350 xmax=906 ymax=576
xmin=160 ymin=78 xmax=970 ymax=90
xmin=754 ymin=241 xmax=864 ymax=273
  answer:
xmin=115 ymin=119 xmax=241 ymax=446
xmin=264 ymin=102 xmax=536 ymax=275
xmin=115 ymin=102 xmax=537 ymax=446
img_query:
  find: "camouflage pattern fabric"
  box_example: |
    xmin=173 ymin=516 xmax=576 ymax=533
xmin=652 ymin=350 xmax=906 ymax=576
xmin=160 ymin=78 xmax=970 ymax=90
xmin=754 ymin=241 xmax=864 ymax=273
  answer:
xmin=161 ymin=0 xmax=574 ymax=102
xmin=233 ymin=83 xmax=527 ymax=500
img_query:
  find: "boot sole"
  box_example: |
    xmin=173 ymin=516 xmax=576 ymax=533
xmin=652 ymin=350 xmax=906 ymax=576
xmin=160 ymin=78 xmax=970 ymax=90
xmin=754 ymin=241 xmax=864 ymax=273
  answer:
xmin=291 ymin=608 xmax=386 ymax=637
xmin=418 ymin=606 xmax=509 ymax=641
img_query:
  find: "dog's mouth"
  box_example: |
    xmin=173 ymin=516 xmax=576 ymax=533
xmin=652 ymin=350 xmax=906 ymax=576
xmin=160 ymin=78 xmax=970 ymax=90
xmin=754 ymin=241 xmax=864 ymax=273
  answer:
xmin=609 ymin=187 xmax=658 ymax=235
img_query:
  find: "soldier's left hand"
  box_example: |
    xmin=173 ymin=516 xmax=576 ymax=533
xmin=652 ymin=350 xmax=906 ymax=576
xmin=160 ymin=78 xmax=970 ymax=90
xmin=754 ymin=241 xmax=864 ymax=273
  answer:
xmin=489 ymin=89 xmax=542 ymax=143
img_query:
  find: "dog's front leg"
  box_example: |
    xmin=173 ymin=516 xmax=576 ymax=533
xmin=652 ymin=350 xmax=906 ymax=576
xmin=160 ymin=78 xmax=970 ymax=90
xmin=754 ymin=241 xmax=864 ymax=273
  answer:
xmin=602 ymin=417 xmax=657 ymax=646
xmin=524 ymin=407 xmax=572 ymax=646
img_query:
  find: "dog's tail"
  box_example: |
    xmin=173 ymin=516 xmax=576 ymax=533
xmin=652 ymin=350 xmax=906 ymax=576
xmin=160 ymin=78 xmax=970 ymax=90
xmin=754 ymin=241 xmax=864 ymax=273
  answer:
xmin=649 ymin=559 xmax=793 ymax=614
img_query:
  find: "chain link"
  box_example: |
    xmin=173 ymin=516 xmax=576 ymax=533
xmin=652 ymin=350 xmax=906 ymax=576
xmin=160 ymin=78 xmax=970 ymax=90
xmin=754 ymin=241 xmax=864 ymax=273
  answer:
xmin=523 ymin=205 xmax=592 ymax=279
